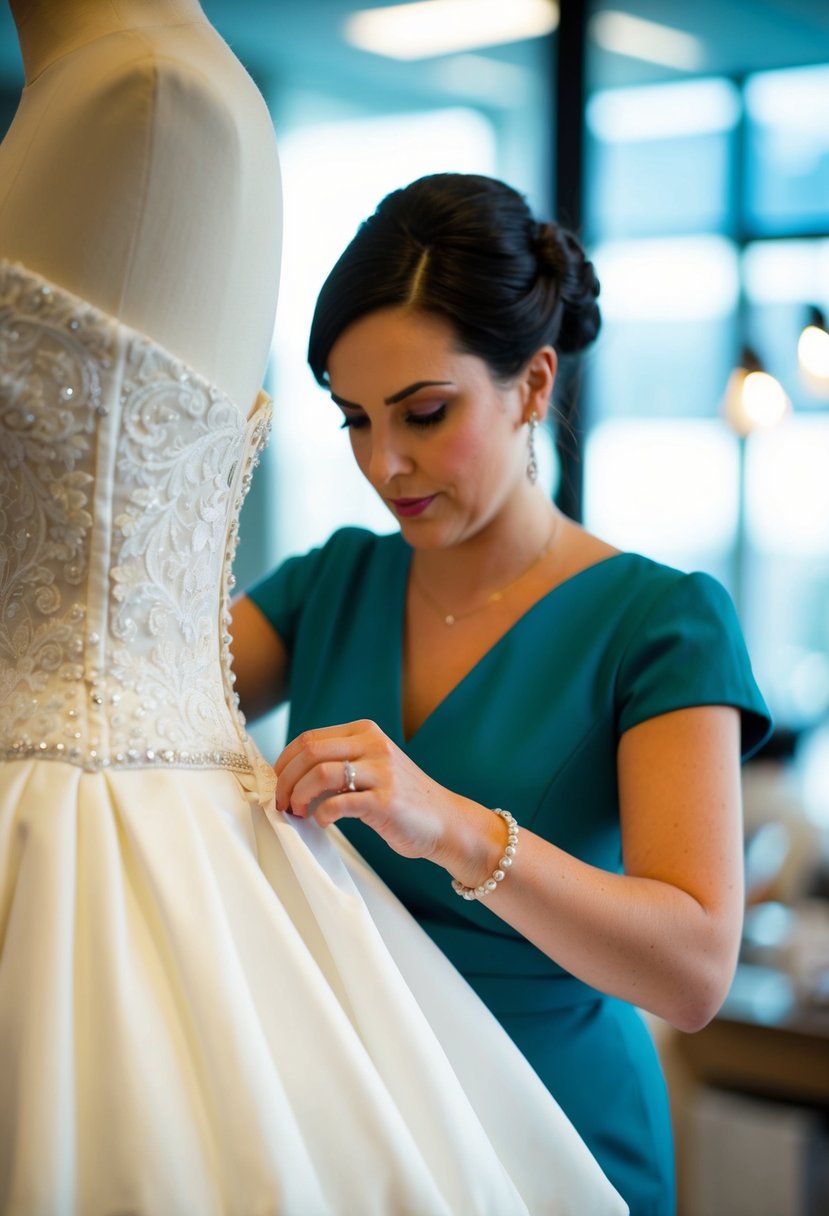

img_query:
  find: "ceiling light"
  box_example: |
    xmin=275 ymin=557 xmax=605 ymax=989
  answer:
xmin=722 ymin=348 xmax=790 ymax=437
xmin=798 ymin=306 xmax=829 ymax=396
xmin=344 ymin=0 xmax=558 ymax=61
xmin=589 ymin=11 xmax=705 ymax=71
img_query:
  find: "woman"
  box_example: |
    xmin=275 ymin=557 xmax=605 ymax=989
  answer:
xmin=231 ymin=172 xmax=772 ymax=1215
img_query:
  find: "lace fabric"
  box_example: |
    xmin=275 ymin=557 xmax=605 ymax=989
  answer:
xmin=0 ymin=260 xmax=269 ymax=777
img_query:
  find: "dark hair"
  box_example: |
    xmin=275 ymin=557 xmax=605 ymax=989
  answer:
xmin=308 ymin=173 xmax=600 ymax=386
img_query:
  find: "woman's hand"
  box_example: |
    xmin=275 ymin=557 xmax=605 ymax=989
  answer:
xmin=273 ymin=719 xmax=502 ymax=877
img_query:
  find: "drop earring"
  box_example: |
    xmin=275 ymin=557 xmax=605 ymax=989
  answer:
xmin=526 ymin=411 xmax=539 ymax=485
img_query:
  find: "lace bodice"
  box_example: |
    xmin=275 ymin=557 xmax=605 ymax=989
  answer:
xmin=0 ymin=261 xmax=270 ymax=774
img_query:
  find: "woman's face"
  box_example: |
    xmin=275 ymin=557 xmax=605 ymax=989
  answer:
xmin=325 ymin=307 xmax=546 ymax=549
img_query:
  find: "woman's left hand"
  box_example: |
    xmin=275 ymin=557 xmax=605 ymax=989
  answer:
xmin=272 ymin=718 xmax=480 ymax=868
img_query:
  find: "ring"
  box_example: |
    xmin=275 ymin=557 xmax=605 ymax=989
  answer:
xmin=343 ymin=760 xmax=357 ymax=792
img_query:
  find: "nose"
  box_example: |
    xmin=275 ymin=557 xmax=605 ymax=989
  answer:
xmin=365 ymin=426 xmax=413 ymax=486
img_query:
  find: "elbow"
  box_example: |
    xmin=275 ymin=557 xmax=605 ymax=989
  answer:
xmin=659 ymin=898 xmax=743 ymax=1033
xmin=665 ymin=954 xmax=737 ymax=1034
xmin=672 ymin=1000 xmax=719 ymax=1036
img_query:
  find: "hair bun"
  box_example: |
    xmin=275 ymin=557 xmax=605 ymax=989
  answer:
xmin=534 ymin=221 xmax=601 ymax=354
xmin=309 ymin=174 xmax=602 ymax=387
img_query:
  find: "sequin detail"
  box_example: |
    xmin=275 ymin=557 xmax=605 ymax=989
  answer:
xmin=0 ymin=262 xmax=270 ymax=775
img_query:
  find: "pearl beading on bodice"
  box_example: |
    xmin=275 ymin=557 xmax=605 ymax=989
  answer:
xmin=0 ymin=262 xmax=270 ymax=775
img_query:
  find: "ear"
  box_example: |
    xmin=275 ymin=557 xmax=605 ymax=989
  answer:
xmin=519 ymin=346 xmax=557 ymax=425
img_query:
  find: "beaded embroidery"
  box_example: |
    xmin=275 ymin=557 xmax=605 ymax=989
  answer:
xmin=0 ymin=262 xmax=270 ymax=774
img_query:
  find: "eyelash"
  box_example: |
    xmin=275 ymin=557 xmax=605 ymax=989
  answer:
xmin=340 ymin=404 xmax=447 ymax=431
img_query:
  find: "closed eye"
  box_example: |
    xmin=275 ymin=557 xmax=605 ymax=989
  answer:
xmin=340 ymin=403 xmax=447 ymax=430
xmin=339 ymin=412 xmax=368 ymax=429
xmin=406 ymin=403 xmax=447 ymax=428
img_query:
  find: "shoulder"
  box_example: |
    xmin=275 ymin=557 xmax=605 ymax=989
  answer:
xmin=246 ymin=528 xmax=403 ymax=626
xmin=80 ymin=47 xmax=252 ymax=157
xmin=608 ymin=555 xmax=772 ymax=757
xmin=595 ymin=552 xmax=749 ymax=672
xmin=25 ymin=26 xmax=272 ymax=173
xmin=306 ymin=526 xmax=403 ymax=574
xmin=555 ymin=524 xmax=701 ymax=621
xmin=603 ymin=554 xmax=740 ymax=644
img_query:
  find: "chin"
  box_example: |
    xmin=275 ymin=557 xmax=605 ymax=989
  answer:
xmin=397 ymin=518 xmax=450 ymax=549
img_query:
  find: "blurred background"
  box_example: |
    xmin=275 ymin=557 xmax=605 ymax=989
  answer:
xmin=2 ymin=2 xmax=828 ymax=1211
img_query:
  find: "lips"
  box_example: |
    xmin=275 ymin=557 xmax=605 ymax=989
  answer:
xmin=389 ymin=495 xmax=436 ymax=517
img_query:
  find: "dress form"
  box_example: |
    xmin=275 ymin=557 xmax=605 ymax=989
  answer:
xmin=0 ymin=0 xmax=281 ymax=412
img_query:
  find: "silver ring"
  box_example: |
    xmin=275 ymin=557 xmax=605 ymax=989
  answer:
xmin=343 ymin=760 xmax=357 ymax=792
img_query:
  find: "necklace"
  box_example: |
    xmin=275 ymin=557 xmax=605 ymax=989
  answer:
xmin=413 ymin=518 xmax=559 ymax=626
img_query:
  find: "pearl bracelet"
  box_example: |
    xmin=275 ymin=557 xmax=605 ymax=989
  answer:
xmin=450 ymin=808 xmax=519 ymax=900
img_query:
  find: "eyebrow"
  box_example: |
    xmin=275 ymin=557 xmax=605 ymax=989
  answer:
xmin=331 ymin=380 xmax=455 ymax=410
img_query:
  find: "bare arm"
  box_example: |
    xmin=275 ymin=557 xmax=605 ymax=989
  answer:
xmin=229 ymin=594 xmax=290 ymax=723
xmin=454 ymin=705 xmax=744 ymax=1032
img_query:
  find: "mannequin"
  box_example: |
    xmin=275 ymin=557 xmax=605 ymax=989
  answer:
xmin=0 ymin=0 xmax=281 ymax=411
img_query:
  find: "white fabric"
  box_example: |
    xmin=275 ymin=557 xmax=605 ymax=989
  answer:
xmin=0 ymin=260 xmax=627 ymax=1216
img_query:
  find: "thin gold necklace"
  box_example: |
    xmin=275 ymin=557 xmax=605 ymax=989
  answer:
xmin=413 ymin=518 xmax=559 ymax=626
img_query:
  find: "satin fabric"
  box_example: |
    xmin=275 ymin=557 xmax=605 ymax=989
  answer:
xmin=0 ymin=761 xmax=626 ymax=1215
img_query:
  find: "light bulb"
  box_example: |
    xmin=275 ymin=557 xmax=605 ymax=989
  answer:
xmin=798 ymin=323 xmax=829 ymax=393
xmin=723 ymin=367 xmax=790 ymax=436
xmin=742 ymin=371 xmax=790 ymax=430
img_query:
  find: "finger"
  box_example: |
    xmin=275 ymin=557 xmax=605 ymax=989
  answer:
xmin=274 ymin=721 xmax=367 ymax=780
xmin=274 ymin=722 xmax=381 ymax=809
xmin=275 ymin=735 xmax=357 ymax=810
xmin=312 ymin=790 xmax=374 ymax=829
xmin=287 ymin=760 xmax=375 ymax=818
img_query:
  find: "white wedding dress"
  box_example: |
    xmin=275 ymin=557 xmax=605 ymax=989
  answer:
xmin=0 ymin=259 xmax=626 ymax=1216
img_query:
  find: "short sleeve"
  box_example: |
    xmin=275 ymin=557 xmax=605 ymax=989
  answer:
xmin=246 ymin=545 xmax=326 ymax=652
xmin=616 ymin=571 xmax=773 ymax=760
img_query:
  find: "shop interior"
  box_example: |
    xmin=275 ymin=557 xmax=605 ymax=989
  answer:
xmin=2 ymin=2 xmax=827 ymax=1212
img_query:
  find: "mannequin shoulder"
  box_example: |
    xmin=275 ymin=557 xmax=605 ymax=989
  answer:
xmin=0 ymin=26 xmax=279 ymax=270
xmin=6 ymin=25 xmax=274 ymax=177
xmin=77 ymin=31 xmax=274 ymax=163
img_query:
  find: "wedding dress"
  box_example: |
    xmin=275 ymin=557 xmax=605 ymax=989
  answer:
xmin=0 ymin=258 xmax=626 ymax=1215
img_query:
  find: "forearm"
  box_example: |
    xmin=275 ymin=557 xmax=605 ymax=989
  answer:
xmin=434 ymin=805 xmax=742 ymax=1033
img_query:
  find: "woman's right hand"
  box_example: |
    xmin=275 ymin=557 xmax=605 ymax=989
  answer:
xmin=273 ymin=717 xmax=507 ymax=883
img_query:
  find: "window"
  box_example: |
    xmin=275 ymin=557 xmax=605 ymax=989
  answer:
xmin=744 ymin=65 xmax=829 ymax=236
xmin=586 ymin=78 xmax=740 ymax=240
xmin=584 ymin=69 xmax=829 ymax=729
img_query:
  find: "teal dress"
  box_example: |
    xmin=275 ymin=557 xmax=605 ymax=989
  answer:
xmin=248 ymin=527 xmax=772 ymax=1216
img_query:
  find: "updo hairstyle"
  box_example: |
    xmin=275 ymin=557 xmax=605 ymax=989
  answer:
xmin=308 ymin=173 xmax=600 ymax=387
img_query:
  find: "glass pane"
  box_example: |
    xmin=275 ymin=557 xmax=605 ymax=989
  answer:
xmin=744 ymin=64 xmax=829 ymax=236
xmin=586 ymin=79 xmax=740 ymax=240
xmin=744 ymin=418 xmax=829 ymax=726
xmin=588 ymin=236 xmax=739 ymax=420
xmin=745 ymin=417 xmax=829 ymax=558
xmin=583 ymin=418 xmax=739 ymax=581
xmin=742 ymin=238 xmax=829 ymax=409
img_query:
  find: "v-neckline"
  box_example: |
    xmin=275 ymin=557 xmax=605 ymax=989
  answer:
xmin=394 ymin=541 xmax=631 ymax=745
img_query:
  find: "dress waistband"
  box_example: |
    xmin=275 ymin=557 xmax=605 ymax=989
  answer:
xmin=469 ymin=972 xmax=605 ymax=1017
xmin=0 ymin=740 xmax=255 ymax=775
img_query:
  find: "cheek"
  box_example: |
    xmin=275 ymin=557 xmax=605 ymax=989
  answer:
xmin=349 ymin=431 xmax=371 ymax=476
xmin=439 ymin=427 xmax=490 ymax=473
xmin=441 ymin=423 xmax=511 ymax=490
